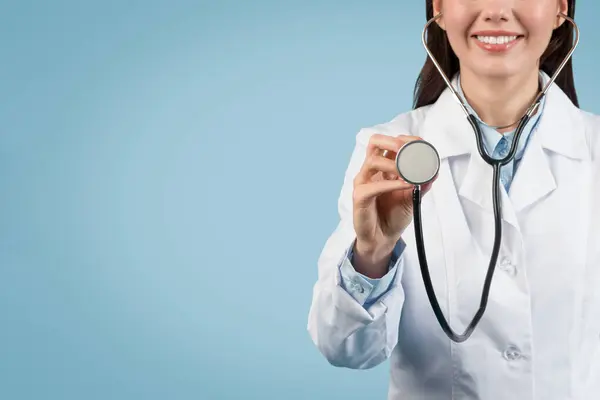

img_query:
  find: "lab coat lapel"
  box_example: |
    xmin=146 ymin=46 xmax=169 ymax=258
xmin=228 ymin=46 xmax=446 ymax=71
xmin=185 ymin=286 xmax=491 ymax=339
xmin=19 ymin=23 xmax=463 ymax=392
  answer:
xmin=508 ymin=134 xmax=556 ymax=212
xmin=458 ymin=149 xmax=519 ymax=229
xmin=419 ymin=88 xmax=474 ymax=324
xmin=423 ymin=75 xmax=587 ymax=226
xmin=419 ymin=85 xmax=473 ymax=161
xmin=509 ymin=83 xmax=588 ymax=212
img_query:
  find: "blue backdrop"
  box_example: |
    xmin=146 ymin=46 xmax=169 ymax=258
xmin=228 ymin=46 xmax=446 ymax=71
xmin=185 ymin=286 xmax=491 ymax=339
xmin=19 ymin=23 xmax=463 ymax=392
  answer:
xmin=1 ymin=1 xmax=598 ymax=399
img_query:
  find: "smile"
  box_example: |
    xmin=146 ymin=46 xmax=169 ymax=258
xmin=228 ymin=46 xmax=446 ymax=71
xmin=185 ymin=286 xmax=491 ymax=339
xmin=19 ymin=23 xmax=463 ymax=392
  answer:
xmin=476 ymin=35 xmax=518 ymax=45
xmin=472 ymin=34 xmax=523 ymax=53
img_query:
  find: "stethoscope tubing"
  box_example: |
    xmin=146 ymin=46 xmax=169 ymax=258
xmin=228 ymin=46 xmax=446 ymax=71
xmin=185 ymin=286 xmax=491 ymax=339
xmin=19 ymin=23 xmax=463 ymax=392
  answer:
xmin=411 ymin=11 xmax=579 ymax=342
xmin=411 ymin=124 xmax=514 ymax=343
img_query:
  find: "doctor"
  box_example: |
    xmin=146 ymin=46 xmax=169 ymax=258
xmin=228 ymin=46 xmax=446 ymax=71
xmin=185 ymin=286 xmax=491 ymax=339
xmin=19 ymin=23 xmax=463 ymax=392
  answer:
xmin=307 ymin=0 xmax=600 ymax=399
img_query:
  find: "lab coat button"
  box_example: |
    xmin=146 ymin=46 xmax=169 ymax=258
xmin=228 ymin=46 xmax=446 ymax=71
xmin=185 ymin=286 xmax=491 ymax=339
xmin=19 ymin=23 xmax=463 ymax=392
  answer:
xmin=498 ymin=258 xmax=516 ymax=275
xmin=503 ymin=346 xmax=522 ymax=361
xmin=349 ymin=278 xmax=364 ymax=294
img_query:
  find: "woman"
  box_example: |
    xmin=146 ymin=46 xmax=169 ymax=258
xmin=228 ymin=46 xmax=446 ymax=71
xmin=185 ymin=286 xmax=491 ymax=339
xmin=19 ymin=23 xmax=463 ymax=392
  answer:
xmin=307 ymin=0 xmax=600 ymax=398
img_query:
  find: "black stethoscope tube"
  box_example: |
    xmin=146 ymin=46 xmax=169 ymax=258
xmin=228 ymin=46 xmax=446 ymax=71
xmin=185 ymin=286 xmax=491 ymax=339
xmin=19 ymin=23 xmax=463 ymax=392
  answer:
xmin=411 ymin=9 xmax=577 ymax=343
xmin=412 ymin=111 xmax=535 ymax=342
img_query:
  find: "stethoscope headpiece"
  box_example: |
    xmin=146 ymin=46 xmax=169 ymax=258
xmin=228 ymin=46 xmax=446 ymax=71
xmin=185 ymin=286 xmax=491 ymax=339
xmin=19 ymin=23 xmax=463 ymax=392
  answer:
xmin=395 ymin=140 xmax=440 ymax=186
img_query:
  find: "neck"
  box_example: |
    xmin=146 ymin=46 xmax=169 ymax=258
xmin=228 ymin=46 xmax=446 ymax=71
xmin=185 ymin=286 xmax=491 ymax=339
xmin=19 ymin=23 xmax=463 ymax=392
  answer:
xmin=459 ymin=68 xmax=541 ymax=133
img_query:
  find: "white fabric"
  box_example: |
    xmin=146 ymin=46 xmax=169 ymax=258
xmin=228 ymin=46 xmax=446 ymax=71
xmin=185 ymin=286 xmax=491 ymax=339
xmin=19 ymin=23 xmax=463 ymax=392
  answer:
xmin=307 ymin=77 xmax=600 ymax=399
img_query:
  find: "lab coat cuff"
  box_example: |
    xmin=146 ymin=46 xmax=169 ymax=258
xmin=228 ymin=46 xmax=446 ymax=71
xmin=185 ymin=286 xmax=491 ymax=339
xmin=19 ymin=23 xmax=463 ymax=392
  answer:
xmin=338 ymin=239 xmax=405 ymax=307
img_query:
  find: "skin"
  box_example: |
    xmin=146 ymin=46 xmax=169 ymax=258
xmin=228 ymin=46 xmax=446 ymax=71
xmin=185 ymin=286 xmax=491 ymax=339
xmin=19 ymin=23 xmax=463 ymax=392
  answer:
xmin=352 ymin=0 xmax=569 ymax=278
xmin=433 ymin=0 xmax=569 ymax=130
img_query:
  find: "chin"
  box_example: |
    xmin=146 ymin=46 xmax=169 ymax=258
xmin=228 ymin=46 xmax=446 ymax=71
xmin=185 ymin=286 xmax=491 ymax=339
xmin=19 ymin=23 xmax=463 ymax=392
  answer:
xmin=466 ymin=63 xmax=524 ymax=80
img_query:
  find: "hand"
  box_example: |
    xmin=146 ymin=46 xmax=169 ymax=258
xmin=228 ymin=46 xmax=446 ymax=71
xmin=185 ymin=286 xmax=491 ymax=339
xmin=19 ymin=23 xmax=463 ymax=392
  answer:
xmin=351 ymin=134 xmax=437 ymax=277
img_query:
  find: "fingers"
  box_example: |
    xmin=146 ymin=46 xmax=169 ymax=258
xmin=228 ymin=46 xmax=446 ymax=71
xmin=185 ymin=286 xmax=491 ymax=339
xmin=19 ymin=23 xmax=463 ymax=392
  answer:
xmin=364 ymin=155 xmax=398 ymax=180
xmin=352 ymin=133 xmax=438 ymax=210
xmin=356 ymin=134 xmax=423 ymax=185
xmin=366 ymin=134 xmax=422 ymax=158
xmin=353 ymin=179 xmax=413 ymax=208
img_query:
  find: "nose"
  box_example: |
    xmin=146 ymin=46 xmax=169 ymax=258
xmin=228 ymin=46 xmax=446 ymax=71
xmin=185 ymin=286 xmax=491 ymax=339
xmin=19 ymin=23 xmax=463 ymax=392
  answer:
xmin=481 ymin=0 xmax=511 ymax=23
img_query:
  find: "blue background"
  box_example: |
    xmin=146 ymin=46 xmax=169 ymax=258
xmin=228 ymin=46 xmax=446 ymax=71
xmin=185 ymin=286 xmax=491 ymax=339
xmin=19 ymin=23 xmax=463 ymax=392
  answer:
xmin=1 ymin=1 xmax=598 ymax=399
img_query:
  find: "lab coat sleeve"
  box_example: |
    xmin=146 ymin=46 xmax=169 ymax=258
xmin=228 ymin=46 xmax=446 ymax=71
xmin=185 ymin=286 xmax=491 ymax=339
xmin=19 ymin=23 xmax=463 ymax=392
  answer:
xmin=307 ymin=128 xmax=406 ymax=370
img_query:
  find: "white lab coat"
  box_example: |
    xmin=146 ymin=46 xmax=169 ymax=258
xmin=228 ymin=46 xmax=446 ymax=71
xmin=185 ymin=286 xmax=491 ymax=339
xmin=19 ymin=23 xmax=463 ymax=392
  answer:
xmin=307 ymin=79 xmax=600 ymax=399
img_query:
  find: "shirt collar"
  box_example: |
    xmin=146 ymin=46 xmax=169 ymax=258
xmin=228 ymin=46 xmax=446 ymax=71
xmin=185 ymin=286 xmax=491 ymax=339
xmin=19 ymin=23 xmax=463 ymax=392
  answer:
xmin=454 ymin=72 xmax=548 ymax=159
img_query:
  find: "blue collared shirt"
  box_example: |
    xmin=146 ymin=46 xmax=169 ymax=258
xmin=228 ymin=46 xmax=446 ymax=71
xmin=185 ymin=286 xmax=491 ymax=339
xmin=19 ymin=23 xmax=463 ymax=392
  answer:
xmin=340 ymin=73 xmax=547 ymax=307
xmin=455 ymin=73 xmax=546 ymax=193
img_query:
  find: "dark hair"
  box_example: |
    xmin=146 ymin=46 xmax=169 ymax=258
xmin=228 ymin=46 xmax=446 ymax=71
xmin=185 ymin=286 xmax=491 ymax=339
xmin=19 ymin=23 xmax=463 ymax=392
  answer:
xmin=413 ymin=0 xmax=578 ymax=109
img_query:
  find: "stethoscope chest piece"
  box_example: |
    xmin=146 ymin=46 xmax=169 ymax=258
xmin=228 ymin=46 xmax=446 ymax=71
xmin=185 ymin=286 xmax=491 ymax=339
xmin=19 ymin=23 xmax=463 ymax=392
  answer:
xmin=395 ymin=140 xmax=440 ymax=185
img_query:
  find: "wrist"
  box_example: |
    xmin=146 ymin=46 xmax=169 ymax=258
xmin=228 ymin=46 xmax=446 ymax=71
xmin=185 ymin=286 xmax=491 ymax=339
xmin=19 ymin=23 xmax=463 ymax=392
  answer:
xmin=353 ymin=239 xmax=397 ymax=279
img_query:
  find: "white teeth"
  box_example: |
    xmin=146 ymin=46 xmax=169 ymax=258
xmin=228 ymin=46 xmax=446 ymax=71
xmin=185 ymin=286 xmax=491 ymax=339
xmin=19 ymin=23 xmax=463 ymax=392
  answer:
xmin=476 ymin=35 xmax=518 ymax=45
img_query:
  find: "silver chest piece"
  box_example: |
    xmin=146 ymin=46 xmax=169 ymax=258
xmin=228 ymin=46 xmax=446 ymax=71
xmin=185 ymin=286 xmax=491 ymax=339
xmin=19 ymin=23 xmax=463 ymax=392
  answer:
xmin=395 ymin=140 xmax=440 ymax=185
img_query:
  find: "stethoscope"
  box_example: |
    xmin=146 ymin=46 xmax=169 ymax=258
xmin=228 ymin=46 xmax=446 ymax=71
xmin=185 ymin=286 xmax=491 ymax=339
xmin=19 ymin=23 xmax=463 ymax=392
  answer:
xmin=394 ymin=12 xmax=580 ymax=343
